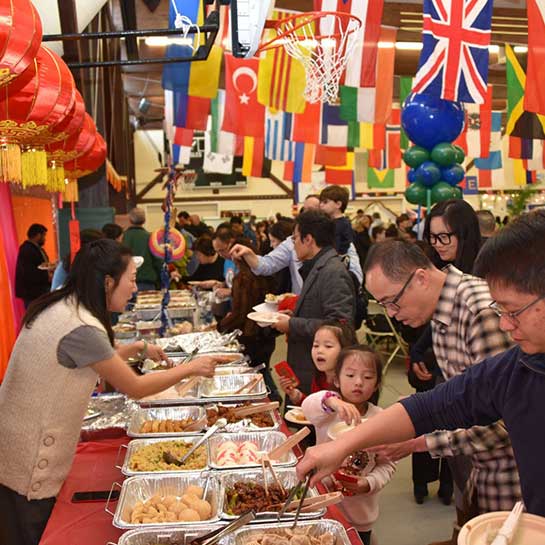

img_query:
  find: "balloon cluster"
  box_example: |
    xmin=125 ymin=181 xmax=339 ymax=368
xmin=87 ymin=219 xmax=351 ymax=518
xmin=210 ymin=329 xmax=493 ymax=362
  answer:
xmin=401 ymin=94 xmax=466 ymax=206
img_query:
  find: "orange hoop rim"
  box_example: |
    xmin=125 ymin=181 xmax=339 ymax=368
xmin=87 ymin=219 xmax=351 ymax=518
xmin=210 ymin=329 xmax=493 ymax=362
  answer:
xmin=257 ymin=11 xmax=362 ymax=54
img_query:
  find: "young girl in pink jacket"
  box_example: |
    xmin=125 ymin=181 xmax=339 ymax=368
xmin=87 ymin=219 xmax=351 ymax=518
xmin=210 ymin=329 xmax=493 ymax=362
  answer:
xmin=302 ymin=345 xmax=396 ymax=545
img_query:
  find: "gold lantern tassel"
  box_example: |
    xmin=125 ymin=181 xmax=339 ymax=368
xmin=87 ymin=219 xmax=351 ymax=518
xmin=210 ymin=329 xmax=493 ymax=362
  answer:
xmin=21 ymin=147 xmax=48 ymax=188
xmin=47 ymin=161 xmax=65 ymax=192
xmin=63 ymin=179 xmax=79 ymax=202
xmin=0 ymin=142 xmax=22 ymax=183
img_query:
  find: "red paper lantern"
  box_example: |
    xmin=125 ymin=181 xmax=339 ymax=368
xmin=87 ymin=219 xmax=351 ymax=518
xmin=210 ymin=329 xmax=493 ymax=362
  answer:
xmin=64 ymin=133 xmax=107 ymax=179
xmin=0 ymin=0 xmax=43 ymax=87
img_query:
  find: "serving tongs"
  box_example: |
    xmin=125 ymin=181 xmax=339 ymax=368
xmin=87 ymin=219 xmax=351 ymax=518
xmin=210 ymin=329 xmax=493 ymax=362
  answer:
xmin=233 ymin=375 xmax=263 ymax=395
xmin=277 ymin=468 xmax=316 ymax=527
xmin=187 ymin=510 xmax=256 ymax=545
xmin=232 ymin=401 xmax=279 ymax=418
xmin=175 ymin=376 xmax=201 ymax=397
xmin=163 ymin=417 xmax=227 ymax=466
xmin=181 ymin=347 xmax=199 ymax=365
xmin=267 ymin=426 xmax=310 ymax=461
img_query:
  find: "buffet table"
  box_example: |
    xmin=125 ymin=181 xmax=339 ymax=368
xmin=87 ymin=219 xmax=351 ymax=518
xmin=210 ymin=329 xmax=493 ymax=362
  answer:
xmin=39 ymin=426 xmax=362 ymax=545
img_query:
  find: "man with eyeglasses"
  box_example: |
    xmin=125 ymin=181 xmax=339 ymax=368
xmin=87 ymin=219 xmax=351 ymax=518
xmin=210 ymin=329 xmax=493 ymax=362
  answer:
xmin=296 ymin=210 xmax=545 ymax=519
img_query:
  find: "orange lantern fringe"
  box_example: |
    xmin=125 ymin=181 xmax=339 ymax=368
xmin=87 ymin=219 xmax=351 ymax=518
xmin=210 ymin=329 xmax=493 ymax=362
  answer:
xmin=63 ymin=179 xmax=78 ymax=202
xmin=0 ymin=142 xmax=22 ymax=183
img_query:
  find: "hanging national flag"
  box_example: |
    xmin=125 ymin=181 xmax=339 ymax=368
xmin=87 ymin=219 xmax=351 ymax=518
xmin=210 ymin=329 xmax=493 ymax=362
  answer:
xmin=412 ymin=0 xmax=493 ymax=104
xmin=257 ymin=11 xmax=307 ymax=113
xmin=264 ymin=109 xmax=295 ymax=161
xmin=188 ymin=44 xmax=223 ymax=99
xmin=477 ymin=168 xmax=503 ymax=189
xmin=204 ymin=110 xmax=234 ymax=174
xmin=513 ymin=159 xmax=537 ymax=185
xmin=290 ymin=101 xmax=322 ymax=144
xmin=361 ymin=122 xmax=386 ymax=150
xmin=474 ymin=110 xmax=502 ymax=168
xmin=339 ymin=26 xmax=396 ymax=123
xmin=399 ymin=76 xmax=413 ymax=149
xmin=283 ymin=160 xmax=295 ymax=182
xmin=222 ymin=54 xmax=265 ymax=138
xmin=162 ymin=0 xmax=203 ymax=92
xmin=367 ymin=109 xmax=401 ymax=169
xmin=525 ymin=139 xmax=545 ymax=171
xmin=175 ymin=93 xmax=210 ymax=130
xmin=508 ymin=136 xmax=533 ymax=160
xmin=317 ymin=0 xmax=384 ymax=88
xmin=321 ymin=103 xmax=349 ymax=146
xmin=506 ymin=44 xmax=545 ymax=139
xmin=524 ymin=0 xmax=545 ymax=114
xmin=367 ymin=167 xmax=395 ymax=189
xmin=325 ymin=152 xmax=355 ymax=189
xmin=474 ymin=151 xmax=502 ymax=170
xmin=210 ymin=91 xmax=237 ymax=155
xmin=315 ymin=145 xmax=348 ymax=167
xmin=242 ymin=137 xmax=265 ymax=177
xmin=293 ymin=143 xmax=316 ymax=183
xmin=466 ymin=86 xmax=493 ymax=158
xmin=172 ymin=128 xmax=194 ymax=166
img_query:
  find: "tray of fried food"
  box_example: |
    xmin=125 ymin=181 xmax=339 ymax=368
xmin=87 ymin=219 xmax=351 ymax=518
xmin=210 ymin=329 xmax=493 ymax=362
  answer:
xmin=208 ymin=432 xmax=297 ymax=471
xmin=122 ymin=436 xmax=209 ymax=476
xmin=206 ymin=403 xmax=279 ymax=433
xmin=223 ymin=520 xmax=348 ymax=545
xmin=112 ymin=472 xmax=221 ymax=530
xmin=127 ymin=406 xmax=207 ymax=438
xmin=219 ymin=468 xmax=325 ymax=522
xmin=114 ymin=524 xmax=228 ymax=545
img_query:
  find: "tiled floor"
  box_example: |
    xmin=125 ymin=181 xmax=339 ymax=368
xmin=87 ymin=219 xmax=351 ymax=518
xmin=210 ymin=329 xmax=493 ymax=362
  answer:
xmin=269 ymin=337 xmax=455 ymax=545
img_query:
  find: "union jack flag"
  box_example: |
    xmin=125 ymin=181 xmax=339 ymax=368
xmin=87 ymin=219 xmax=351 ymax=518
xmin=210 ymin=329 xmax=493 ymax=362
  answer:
xmin=412 ymin=0 xmax=493 ymax=104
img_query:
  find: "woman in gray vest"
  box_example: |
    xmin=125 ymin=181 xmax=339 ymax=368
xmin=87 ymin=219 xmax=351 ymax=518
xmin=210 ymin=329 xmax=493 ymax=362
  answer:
xmin=0 ymin=239 xmax=223 ymax=545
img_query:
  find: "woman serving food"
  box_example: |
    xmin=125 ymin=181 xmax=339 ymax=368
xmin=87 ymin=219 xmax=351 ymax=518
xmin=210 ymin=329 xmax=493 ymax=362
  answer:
xmin=0 ymin=239 xmax=227 ymax=545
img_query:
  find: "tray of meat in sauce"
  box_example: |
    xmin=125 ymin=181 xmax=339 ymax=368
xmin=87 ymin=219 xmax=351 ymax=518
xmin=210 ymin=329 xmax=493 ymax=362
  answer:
xmin=218 ymin=468 xmax=325 ymax=522
xmin=205 ymin=402 xmax=280 ymax=433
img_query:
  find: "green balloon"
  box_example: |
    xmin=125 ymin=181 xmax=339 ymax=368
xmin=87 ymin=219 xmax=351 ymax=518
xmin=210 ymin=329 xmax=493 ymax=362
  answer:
xmin=405 ymin=182 xmax=428 ymax=205
xmin=451 ymin=186 xmax=463 ymax=199
xmin=430 ymin=143 xmax=456 ymax=166
xmin=431 ymin=181 xmax=455 ymax=203
xmin=453 ymin=145 xmax=465 ymax=164
xmin=403 ymin=145 xmax=430 ymax=168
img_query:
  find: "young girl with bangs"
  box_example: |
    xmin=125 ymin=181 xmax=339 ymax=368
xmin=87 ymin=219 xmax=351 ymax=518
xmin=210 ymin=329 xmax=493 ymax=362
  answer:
xmin=302 ymin=345 xmax=395 ymax=545
xmin=277 ymin=320 xmax=356 ymax=405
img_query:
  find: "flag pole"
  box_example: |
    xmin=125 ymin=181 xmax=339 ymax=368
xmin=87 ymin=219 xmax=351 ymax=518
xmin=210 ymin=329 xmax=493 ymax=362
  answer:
xmin=416 ymin=204 xmax=422 ymax=240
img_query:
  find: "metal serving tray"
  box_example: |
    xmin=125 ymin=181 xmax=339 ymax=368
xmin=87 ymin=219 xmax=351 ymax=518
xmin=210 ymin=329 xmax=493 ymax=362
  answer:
xmin=110 ymin=473 xmax=222 ymax=530
xmin=127 ymin=406 xmax=207 ymax=438
xmin=213 ymin=366 xmax=252 ymax=376
xmin=204 ymin=404 xmax=280 ymax=433
xmin=218 ymin=468 xmax=325 ymax=522
xmin=208 ymin=431 xmax=297 ymax=471
xmin=199 ymin=374 xmax=267 ymax=403
xmin=136 ymin=380 xmax=201 ymax=407
xmin=157 ymin=332 xmax=241 ymax=355
xmin=120 ymin=436 xmax=210 ymax=476
xmin=224 ymin=520 xmax=352 ymax=545
xmin=114 ymin=524 xmax=226 ymax=545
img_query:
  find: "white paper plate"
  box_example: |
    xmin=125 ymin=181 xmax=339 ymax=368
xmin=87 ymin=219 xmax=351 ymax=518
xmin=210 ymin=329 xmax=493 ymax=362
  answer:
xmin=458 ymin=512 xmax=545 ymax=545
xmin=284 ymin=408 xmax=311 ymax=426
xmin=247 ymin=311 xmax=282 ymax=326
xmin=327 ymin=418 xmax=367 ymax=440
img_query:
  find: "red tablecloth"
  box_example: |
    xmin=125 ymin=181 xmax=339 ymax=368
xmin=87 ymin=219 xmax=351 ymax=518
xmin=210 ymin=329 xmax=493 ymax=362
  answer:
xmin=40 ymin=427 xmax=362 ymax=545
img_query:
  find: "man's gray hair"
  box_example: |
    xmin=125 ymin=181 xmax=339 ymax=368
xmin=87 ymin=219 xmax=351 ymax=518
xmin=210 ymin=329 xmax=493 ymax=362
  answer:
xmin=476 ymin=210 xmax=496 ymax=236
xmin=363 ymin=240 xmax=433 ymax=282
xmin=129 ymin=207 xmax=146 ymax=226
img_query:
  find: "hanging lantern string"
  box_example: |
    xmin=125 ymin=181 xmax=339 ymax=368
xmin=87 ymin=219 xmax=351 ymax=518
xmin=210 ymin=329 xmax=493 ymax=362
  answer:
xmin=159 ymin=164 xmax=176 ymax=336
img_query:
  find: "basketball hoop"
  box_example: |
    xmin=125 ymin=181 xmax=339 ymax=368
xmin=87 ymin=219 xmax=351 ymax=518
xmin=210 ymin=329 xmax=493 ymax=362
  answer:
xmin=179 ymin=169 xmax=197 ymax=191
xmin=258 ymin=11 xmax=362 ymax=104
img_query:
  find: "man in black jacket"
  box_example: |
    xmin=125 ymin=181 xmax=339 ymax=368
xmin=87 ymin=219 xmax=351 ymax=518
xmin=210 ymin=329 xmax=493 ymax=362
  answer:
xmin=15 ymin=224 xmax=51 ymax=308
xmin=272 ymin=210 xmax=356 ymax=393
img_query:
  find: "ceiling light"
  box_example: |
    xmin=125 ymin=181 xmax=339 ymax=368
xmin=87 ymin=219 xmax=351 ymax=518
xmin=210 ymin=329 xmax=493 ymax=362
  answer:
xmin=514 ymin=45 xmax=528 ymax=53
xmin=394 ymin=42 xmax=423 ymax=50
xmin=144 ymin=36 xmax=193 ymax=47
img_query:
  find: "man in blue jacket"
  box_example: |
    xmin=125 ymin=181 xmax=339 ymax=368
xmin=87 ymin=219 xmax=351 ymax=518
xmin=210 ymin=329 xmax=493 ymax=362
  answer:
xmin=296 ymin=209 xmax=545 ymax=517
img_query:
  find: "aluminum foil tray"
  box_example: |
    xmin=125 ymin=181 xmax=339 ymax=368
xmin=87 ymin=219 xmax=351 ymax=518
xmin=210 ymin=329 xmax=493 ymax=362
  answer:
xmin=208 ymin=431 xmax=297 ymax=470
xmin=157 ymin=331 xmax=241 ymax=354
xmin=120 ymin=436 xmax=210 ymax=476
xmin=218 ymin=468 xmax=324 ymax=522
xmin=112 ymin=473 xmax=222 ymax=530
xmin=116 ymin=524 xmax=226 ymax=545
xmin=127 ymin=406 xmax=207 ymax=438
xmin=137 ymin=380 xmax=201 ymax=407
xmin=204 ymin=404 xmax=280 ymax=433
xmin=82 ymin=393 xmax=133 ymax=433
xmin=213 ymin=365 xmax=252 ymax=376
xmin=225 ymin=520 xmax=352 ymax=545
xmin=199 ymin=374 xmax=267 ymax=403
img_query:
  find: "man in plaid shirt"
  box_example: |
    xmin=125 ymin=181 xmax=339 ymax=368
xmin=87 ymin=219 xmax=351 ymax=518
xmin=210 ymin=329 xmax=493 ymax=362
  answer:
xmin=363 ymin=241 xmax=517 ymax=544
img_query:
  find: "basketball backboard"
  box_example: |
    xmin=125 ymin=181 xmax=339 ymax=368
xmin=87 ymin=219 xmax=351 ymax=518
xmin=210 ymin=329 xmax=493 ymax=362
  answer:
xmin=230 ymin=0 xmax=273 ymax=58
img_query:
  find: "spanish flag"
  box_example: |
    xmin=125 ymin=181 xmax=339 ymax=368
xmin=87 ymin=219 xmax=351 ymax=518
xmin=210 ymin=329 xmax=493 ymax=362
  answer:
xmin=242 ymin=136 xmax=264 ymax=177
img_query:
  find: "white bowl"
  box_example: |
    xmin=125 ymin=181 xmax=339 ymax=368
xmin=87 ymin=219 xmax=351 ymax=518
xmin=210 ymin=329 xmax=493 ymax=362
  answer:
xmin=327 ymin=418 xmax=367 ymax=440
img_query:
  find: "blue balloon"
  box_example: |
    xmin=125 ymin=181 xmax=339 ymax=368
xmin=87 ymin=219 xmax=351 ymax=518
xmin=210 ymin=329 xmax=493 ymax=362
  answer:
xmin=415 ymin=161 xmax=441 ymax=187
xmin=401 ymin=93 xmax=465 ymax=150
xmin=407 ymin=169 xmax=417 ymax=183
xmin=441 ymin=164 xmax=465 ymax=185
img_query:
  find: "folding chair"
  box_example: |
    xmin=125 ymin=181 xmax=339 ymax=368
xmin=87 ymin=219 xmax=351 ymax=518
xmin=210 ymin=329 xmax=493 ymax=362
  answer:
xmin=360 ymin=300 xmax=409 ymax=374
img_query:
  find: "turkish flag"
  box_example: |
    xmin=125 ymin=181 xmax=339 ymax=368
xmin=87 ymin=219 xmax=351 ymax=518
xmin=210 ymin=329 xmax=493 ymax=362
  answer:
xmin=222 ymin=55 xmax=265 ymax=138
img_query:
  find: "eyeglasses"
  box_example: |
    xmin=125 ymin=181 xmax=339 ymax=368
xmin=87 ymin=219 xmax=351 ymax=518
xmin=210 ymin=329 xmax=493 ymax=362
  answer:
xmin=378 ymin=270 xmax=417 ymax=313
xmin=428 ymin=232 xmax=455 ymax=246
xmin=489 ymin=295 xmax=545 ymax=325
